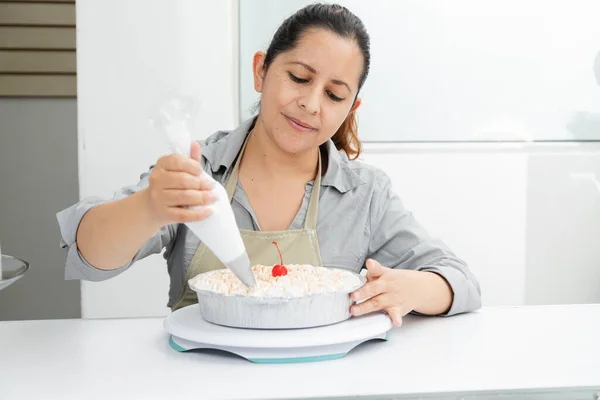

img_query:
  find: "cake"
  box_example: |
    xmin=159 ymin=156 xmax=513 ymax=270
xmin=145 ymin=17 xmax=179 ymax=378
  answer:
xmin=188 ymin=242 xmax=363 ymax=328
xmin=192 ymin=263 xmax=362 ymax=298
xmin=192 ymin=241 xmax=361 ymax=298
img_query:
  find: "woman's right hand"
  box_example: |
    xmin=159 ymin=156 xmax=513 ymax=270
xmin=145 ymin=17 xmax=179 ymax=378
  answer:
xmin=145 ymin=141 xmax=216 ymax=225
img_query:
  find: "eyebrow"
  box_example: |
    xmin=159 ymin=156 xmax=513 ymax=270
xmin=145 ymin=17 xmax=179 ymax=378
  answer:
xmin=289 ymin=61 xmax=352 ymax=92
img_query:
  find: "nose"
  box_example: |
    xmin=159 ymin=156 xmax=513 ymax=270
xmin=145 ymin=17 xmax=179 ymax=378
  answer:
xmin=298 ymin=87 xmax=320 ymax=115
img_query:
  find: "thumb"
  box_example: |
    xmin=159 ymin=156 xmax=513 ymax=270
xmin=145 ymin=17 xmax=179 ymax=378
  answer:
xmin=366 ymin=259 xmax=385 ymax=281
xmin=190 ymin=140 xmax=202 ymax=163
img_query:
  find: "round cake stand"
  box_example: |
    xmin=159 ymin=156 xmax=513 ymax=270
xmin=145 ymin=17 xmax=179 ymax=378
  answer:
xmin=164 ymin=304 xmax=393 ymax=364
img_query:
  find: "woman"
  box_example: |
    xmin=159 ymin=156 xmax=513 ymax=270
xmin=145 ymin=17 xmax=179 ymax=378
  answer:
xmin=57 ymin=3 xmax=481 ymax=326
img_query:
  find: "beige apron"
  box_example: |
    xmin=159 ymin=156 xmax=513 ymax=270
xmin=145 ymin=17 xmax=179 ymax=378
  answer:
xmin=172 ymin=135 xmax=323 ymax=311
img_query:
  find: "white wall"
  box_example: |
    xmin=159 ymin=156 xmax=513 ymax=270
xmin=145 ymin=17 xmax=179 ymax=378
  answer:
xmin=360 ymin=147 xmax=528 ymax=307
xmin=239 ymin=0 xmax=600 ymax=142
xmin=77 ymin=0 xmax=600 ymax=318
xmin=76 ymin=0 xmax=238 ymax=318
xmin=360 ymin=144 xmax=600 ymax=308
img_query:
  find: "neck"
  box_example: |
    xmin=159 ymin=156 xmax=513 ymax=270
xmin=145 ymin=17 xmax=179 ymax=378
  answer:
xmin=242 ymin=118 xmax=319 ymax=181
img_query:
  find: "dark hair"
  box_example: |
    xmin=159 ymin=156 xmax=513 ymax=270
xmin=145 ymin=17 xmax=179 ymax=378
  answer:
xmin=260 ymin=3 xmax=370 ymax=160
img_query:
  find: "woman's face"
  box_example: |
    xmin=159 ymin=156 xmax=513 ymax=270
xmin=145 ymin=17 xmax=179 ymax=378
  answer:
xmin=252 ymin=28 xmax=364 ymax=155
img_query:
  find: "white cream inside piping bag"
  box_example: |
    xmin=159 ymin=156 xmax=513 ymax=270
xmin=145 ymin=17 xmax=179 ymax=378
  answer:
xmin=152 ymin=97 xmax=256 ymax=288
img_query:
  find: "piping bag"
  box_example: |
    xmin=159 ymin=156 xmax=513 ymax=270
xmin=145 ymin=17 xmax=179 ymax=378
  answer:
xmin=151 ymin=97 xmax=256 ymax=289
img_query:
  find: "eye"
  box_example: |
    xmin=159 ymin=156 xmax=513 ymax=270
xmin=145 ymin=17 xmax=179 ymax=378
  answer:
xmin=288 ymin=72 xmax=308 ymax=83
xmin=326 ymin=90 xmax=344 ymax=102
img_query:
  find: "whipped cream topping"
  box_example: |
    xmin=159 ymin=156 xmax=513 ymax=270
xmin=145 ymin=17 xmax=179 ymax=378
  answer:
xmin=191 ymin=264 xmax=362 ymax=297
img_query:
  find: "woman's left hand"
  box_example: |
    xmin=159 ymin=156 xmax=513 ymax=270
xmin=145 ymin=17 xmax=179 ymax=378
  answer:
xmin=350 ymin=259 xmax=450 ymax=326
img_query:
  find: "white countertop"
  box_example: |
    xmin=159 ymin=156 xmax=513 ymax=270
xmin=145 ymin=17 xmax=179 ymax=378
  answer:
xmin=2 ymin=304 xmax=600 ymax=400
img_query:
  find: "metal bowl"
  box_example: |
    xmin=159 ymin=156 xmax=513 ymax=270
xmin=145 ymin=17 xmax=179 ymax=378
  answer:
xmin=0 ymin=255 xmax=29 ymax=292
xmin=188 ymin=268 xmax=366 ymax=330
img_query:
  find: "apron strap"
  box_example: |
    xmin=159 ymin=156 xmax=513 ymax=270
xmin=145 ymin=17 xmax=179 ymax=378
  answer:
xmin=224 ymin=133 xmax=322 ymax=230
xmin=224 ymin=136 xmax=248 ymax=200
xmin=304 ymin=151 xmax=321 ymax=230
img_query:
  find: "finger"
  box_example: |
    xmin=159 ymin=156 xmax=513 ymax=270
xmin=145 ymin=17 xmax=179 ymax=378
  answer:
xmin=190 ymin=141 xmax=202 ymax=163
xmin=167 ymin=206 xmax=213 ymax=223
xmin=385 ymin=306 xmax=404 ymax=327
xmin=351 ymin=293 xmax=396 ymax=317
xmin=162 ymin=189 xmax=217 ymax=207
xmin=160 ymin=171 xmax=214 ymax=190
xmin=365 ymin=259 xmax=386 ymax=282
xmin=159 ymin=154 xmax=202 ymax=176
xmin=351 ymin=278 xmax=387 ymax=302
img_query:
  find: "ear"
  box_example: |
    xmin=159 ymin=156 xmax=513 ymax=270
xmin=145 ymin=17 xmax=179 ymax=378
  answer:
xmin=350 ymin=97 xmax=362 ymax=113
xmin=252 ymin=51 xmax=267 ymax=93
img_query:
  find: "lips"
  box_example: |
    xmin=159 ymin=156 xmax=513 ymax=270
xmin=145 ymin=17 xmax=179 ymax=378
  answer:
xmin=284 ymin=114 xmax=317 ymax=132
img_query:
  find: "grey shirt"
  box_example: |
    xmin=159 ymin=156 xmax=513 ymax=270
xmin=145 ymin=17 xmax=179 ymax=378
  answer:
xmin=57 ymin=117 xmax=481 ymax=315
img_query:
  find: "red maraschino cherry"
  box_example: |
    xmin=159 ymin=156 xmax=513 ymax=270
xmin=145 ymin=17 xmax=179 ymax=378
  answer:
xmin=271 ymin=241 xmax=288 ymax=277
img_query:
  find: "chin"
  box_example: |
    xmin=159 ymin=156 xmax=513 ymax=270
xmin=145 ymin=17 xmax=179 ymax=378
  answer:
xmin=273 ymin=129 xmax=316 ymax=155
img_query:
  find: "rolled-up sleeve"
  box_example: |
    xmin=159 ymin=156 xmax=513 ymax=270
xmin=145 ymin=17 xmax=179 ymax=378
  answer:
xmin=367 ymin=172 xmax=481 ymax=316
xmin=56 ymin=168 xmax=176 ymax=281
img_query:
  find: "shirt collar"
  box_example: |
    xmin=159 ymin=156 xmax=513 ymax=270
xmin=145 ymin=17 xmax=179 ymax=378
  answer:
xmin=202 ymin=117 xmax=365 ymax=193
